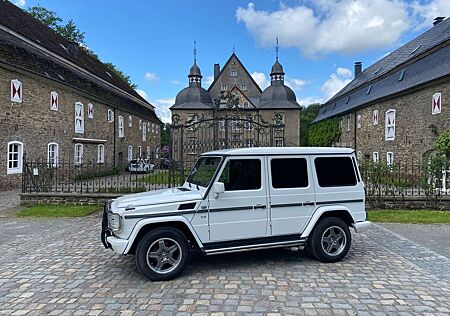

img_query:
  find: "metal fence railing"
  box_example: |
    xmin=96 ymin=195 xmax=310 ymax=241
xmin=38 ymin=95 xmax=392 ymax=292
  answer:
xmin=22 ymin=157 xmax=184 ymax=194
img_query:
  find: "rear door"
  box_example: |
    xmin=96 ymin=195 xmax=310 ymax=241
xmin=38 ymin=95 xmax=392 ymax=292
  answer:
xmin=268 ymin=155 xmax=316 ymax=235
xmin=208 ymin=156 xmax=269 ymax=241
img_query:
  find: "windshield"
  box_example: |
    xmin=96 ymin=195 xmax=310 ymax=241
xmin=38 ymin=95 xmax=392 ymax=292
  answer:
xmin=186 ymin=156 xmax=222 ymax=187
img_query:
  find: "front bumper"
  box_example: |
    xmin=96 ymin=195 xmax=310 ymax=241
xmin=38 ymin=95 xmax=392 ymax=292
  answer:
xmin=106 ymin=236 xmax=129 ymax=254
xmin=352 ymin=221 xmax=371 ymax=233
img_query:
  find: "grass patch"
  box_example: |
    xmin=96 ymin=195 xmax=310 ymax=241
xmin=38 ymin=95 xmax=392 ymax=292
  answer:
xmin=17 ymin=204 xmax=100 ymax=218
xmin=368 ymin=210 xmax=450 ymax=224
xmin=135 ymin=170 xmax=183 ymax=185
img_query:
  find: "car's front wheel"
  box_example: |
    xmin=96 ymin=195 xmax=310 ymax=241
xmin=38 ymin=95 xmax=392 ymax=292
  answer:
xmin=308 ymin=217 xmax=351 ymax=263
xmin=135 ymin=227 xmax=190 ymax=281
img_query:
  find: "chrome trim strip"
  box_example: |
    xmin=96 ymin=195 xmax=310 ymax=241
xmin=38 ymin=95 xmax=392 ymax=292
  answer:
xmin=205 ymin=239 xmax=306 ymax=254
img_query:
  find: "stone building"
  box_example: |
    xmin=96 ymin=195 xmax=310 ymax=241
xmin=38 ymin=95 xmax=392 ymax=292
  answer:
xmin=170 ymin=51 xmax=302 ymax=163
xmin=0 ymin=1 xmax=161 ymax=190
xmin=314 ymin=17 xmax=450 ymax=166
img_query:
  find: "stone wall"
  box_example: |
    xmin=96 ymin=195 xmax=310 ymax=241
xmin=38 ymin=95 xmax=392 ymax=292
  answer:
xmin=20 ymin=192 xmax=120 ymax=206
xmin=0 ymin=65 xmax=160 ymax=190
xmin=336 ymin=78 xmax=450 ymax=165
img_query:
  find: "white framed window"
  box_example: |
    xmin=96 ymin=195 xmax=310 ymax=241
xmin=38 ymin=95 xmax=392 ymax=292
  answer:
xmin=146 ymin=146 xmax=151 ymax=159
xmin=50 ymin=91 xmax=58 ymax=111
xmin=97 ymin=144 xmax=105 ymax=163
xmin=107 ymin=109 xmax=114 ymax=123
xmin=128 ymin=115 xmax=132 ymax=127
xmin=232 ymin=119 xmax=240 ymax=131
xmin=139 ymin=119 xmax=142 ymax=130
xmin=245 ymin=115 xmax=254 ymax=130
xmin=47 ymin=142 xmax=59 ymax=167
xmin=373 ymin=152 xmax=379 ymax=163
xmin=373 ymin=110 xmax=379 ymax=125
xmin=88 ymin=103 xmax=94 ymax=119
xmin=118 ymin=116 xmax=124 ymax=138
xmin=156 ymin=146 xmax=160 ymax=159
xmin=188 ymin=138 xmax=197 ymax=154
xmin=230 ymin=70 xmax=237 ymax=77
xmin=74 ymin=102 xmax=84 ymax=134
xmin=357 ymin=151 xmax=362 ymax=160
xmin=127 ymin=145 xmax=133 ymax=161
xmin=221 ymin=84 xmax=228 ymax=91
xmin=385 ymin=109 xmax=396 ymax=141
xmin=241 ymin=84 xmax=247 ymax=91
xmin=432 ymin=93 xmax=442 ymax=115
xmin=156 ymin=125 xmax=159 ymax=134
xmin=142 ymin=123 xmax=147 ymax=141
xmin=387 ymin=152 xmax=394 ymax=166
xmin=138 ymin=146 xmax=142 ymax=158
xmin=152 ymin=123 xmax=155 ymax=134
xmin=74 ymin=143 xmax=83 ymax=165
xmin=340 ymin=118 xmax=343 ymax=130
xmin=7 ymin=141 xmax=23 ymax=174
xmin=219 ymin=120 xmax=225 ymax=132
xmin=187 ymin=113 xmax=197 ymax=130
xmin=11 ymin=79 xmax=22 ymax=103
xmin=346 ymin=116 xmax=351 ymax=131
xmin=274 ymin=113 xmax=285 ymax=125
xmin=357 ymin=114 xmax=361 ymax=129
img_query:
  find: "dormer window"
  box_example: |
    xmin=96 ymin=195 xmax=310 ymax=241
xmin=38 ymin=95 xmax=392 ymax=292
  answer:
xmin=230 ymin=70 xmax=237 ymax=77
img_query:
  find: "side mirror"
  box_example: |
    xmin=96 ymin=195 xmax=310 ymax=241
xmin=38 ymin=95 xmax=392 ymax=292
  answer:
xmin=213 ymin=182 xmax=225 ymax=199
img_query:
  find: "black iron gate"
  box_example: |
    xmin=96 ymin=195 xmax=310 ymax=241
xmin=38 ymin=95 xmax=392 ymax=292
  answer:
xmin=168 ymin=109 xmax=285 ymax=186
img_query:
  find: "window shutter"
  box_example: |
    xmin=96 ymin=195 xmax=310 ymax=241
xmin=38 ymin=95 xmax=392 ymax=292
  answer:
xmin=432 ymin=93 xmax=442 ymax=115
xmin=118 ymin=116 xmax=124 ymax=138
xmin=50 ymin=91 xmax=58 ymax=111
xmin=88 ymin=103 xmax=94 ymax=119
xmin=385 ymin=110 xmax=396 ymax=141
xmin=11 ymin=79 xmax=22 ymax=103
xmin=372 ymin=110 xmax=379 ymax=125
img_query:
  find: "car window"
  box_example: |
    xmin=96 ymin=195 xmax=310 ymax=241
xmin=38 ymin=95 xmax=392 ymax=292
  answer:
xmin=219 ymin=159 xmax=261 ymax=191
xmin=271 ymin=158 xmax=308 ymax=189
xmin=314 ymin=156 xmax=357 ymax=187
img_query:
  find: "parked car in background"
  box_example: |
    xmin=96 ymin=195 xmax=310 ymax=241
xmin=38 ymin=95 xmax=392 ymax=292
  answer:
xmin=128 ymin=159 xmax=154 ymax=174
xmin=102 ymin=147 xmax=370 ymax=281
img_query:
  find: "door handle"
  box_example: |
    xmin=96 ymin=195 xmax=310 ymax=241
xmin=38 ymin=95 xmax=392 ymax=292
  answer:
xmin=253 ymin=204 xmax=267 ymax=210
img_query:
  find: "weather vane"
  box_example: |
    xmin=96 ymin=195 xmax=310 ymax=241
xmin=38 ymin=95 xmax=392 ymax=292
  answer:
xmin=276 ymin=37 xmax=279 ymax=61
xmin=194 ymin=40 xmax=197 ymax=63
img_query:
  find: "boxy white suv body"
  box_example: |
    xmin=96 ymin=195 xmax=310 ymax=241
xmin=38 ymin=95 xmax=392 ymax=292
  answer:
xmin=102 ymin=147 xmax=370 ymax=281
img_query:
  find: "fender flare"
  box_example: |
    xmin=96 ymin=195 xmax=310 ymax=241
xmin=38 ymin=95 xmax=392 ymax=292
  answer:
xmin=123 ymin=215 xmax=204 ymax=254
xmin=300 ymin=205 xmax=355 ymax=238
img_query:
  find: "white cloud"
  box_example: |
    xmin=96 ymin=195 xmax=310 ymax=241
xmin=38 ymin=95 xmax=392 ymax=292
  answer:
xmin=321 ymin=67 xmax=353 ymax=100
xmin=285 ymin=77 xmax=307 ymax=91
xmin=136 ymin=89 xmax=149 ymax=100
xmin=204 ymin=75 xmax=214 ymax=85
xmin=171 ymin=80 xmax=180 ymax=85
xmin=144 ymin=72 xmax=159 ymax=84
xmin=14 ymin=0 xmax=26 ymax=7
xmin=297 ymin=96 xmax=324 ymax=107
xmin=151 ymin=98 xmax=175 ymax=123
xmin=236 ymin=1 xmax=411 ymax=56
xmin=251 ymin=72 xmax=270 ymax=89
xmin=411 ymin=0 xmax=450 ymax=29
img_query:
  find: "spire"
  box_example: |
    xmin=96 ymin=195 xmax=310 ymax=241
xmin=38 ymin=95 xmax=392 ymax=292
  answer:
xmin=270 ymin=37 xmax=285 ymax=85
xmin=188 ymin=40 xmax=202 ymax=87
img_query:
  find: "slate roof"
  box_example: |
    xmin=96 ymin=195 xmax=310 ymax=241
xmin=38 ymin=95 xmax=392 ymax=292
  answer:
xmin=314 ymin=18 xmax=450 ymax=123
xmin=0 ymin=1 xmax=160 ymax=122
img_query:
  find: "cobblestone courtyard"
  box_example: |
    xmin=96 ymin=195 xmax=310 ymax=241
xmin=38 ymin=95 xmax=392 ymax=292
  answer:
xmin=0 ymin=214 xmax=449 ymax=315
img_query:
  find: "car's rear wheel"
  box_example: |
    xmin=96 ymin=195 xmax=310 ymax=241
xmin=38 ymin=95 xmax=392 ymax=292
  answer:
xmin=135 ymin=227 xmax=190 ymax=281
xmin=308 ymin=217 xmax=351 ymax=263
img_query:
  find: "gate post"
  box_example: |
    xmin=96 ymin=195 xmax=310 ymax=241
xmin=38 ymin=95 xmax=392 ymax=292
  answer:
xmin=179 ymin=127 xmax=184 ymax=186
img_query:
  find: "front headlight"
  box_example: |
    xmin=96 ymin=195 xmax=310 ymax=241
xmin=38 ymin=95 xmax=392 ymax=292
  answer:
xmin=107 ymin=213 xmax=121 ymax=232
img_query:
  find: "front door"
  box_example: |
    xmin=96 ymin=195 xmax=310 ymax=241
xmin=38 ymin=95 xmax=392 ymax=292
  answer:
xmin=208 ymin=156 xmax=269 ymax=241
xmin=268 ymin=155 xmax=316 ymax=235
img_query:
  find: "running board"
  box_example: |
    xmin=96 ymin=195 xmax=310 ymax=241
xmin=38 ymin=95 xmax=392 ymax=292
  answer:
xmin=204 ymin=238 xmax=307 ymax=255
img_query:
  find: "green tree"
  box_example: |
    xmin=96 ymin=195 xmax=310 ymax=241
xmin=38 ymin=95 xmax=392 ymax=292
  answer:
xmin=307 ymin=117 xmax=341 ymax=147
xmin=55 ymin=19 xmax=85 ymax=44
xmin=299 ymin=103 xmax=320 ymax=146
xmin=160 ymin=123 xmax=171 ymax=147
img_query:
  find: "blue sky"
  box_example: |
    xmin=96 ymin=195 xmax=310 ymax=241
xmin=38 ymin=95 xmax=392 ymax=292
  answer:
xmin=15 ymin=0 xmax=450 ymax=122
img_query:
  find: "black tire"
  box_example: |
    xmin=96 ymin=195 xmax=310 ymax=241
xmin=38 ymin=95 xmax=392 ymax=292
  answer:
xmin=308 ymin=217 xmax=351 ymax=263
xmin=135 ymin=227 xmax=190 ymax=281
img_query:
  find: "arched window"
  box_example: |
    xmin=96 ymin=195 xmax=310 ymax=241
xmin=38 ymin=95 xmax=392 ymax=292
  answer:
xmin=128 ymin=145 xmax=133 ymax=161
xmin=74 ymin=143 xmax=83 ymax=165
xmin=97 ymin=144 xmax=105 ymax=163
xmin=7 ymin=141 xmax=23 ymax=174
xmin=47 ymin=142 xmax=59 ymax=167
xmin=118 ymin=116 xmax=124 ymax=138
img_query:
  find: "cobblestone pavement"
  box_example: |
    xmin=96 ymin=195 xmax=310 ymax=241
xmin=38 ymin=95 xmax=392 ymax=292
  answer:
xmin=378 ymin=223 xmax=450 ymax=259
xmin=0 ymin=189 xmax=20 ymax=215
xmin=0 ymin=215 xmax=449 ymax=315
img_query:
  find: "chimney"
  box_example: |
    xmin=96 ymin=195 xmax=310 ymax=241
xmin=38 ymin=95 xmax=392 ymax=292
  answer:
xmin=67 ymin=41 xmax=79 ymax=57
xmin=433 ymin=17 xmax=445 ymax=26
xmin=354 ymin=61 xmax=362 ymax=78
xmin=214 ymin=63 xmax=220 ymax=80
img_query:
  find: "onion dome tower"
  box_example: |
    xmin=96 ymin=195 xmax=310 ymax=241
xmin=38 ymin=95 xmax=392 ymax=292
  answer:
xmin=171 ymin=41 xmax=213 ymax=110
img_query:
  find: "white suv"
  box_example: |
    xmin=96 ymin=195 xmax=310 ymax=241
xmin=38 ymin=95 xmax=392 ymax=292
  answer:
xmin=102 ymin=147 xmax=370 ymax=281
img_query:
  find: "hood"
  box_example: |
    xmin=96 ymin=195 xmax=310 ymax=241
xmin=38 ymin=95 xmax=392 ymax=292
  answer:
xmin=114 ymin=187 xmax=203 ymax=209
